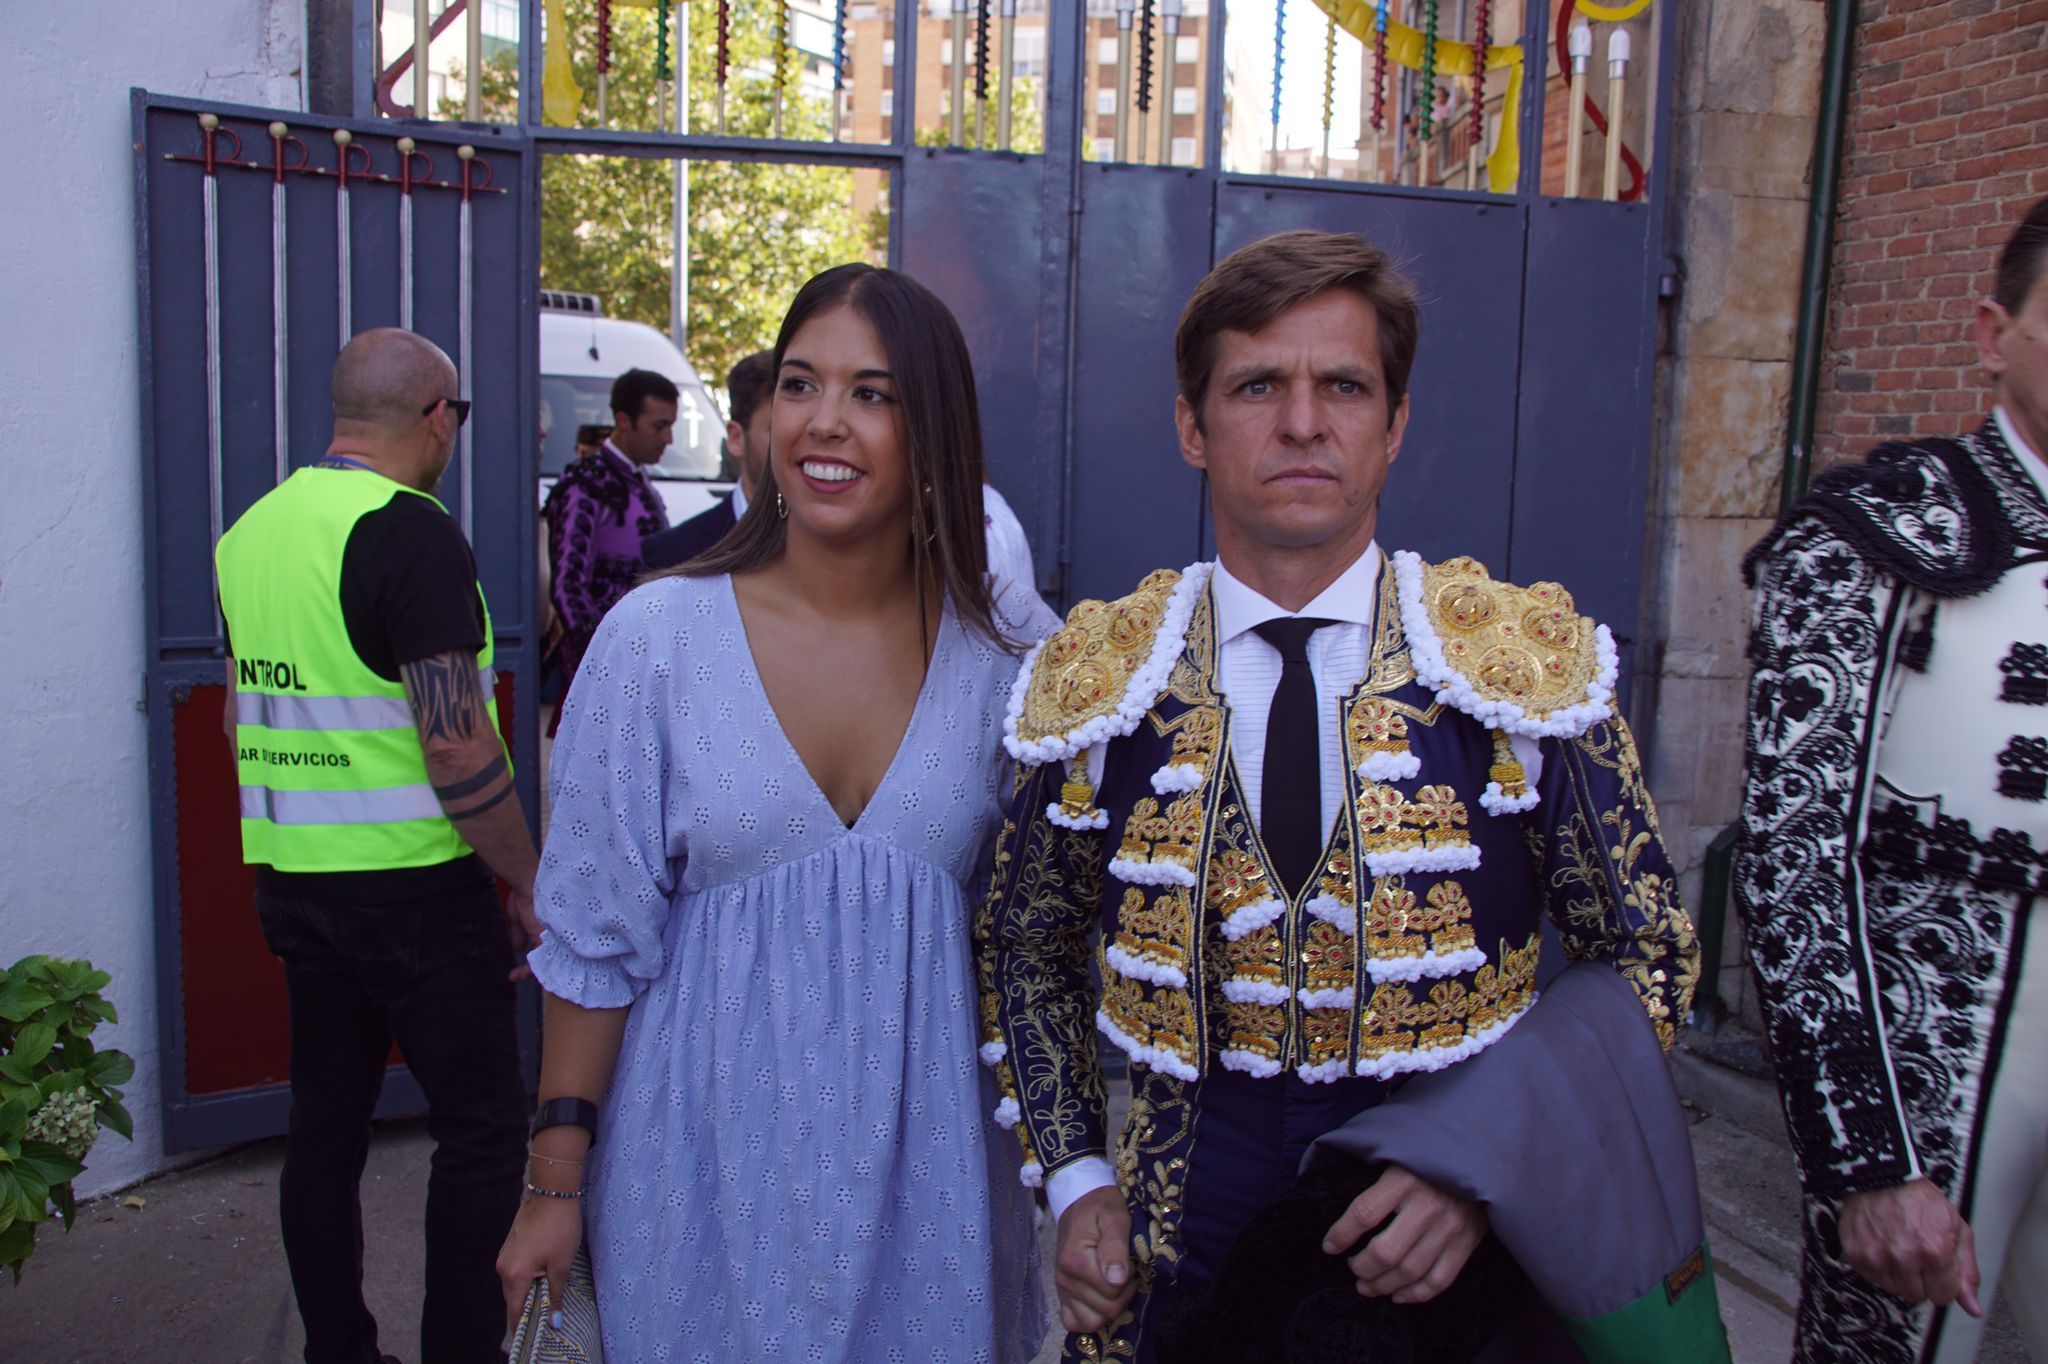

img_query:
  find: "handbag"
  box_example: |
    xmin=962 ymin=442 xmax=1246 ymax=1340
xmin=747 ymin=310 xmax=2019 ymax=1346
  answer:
xmin=508 ymin=1243 xmax=606 ymax=1364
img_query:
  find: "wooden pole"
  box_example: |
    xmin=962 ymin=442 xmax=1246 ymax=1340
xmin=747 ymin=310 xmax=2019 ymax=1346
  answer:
xmin=1602 ymin=28 xmax=1631 ymax=202
xmin=1564 ymin=22 xmax=1591 ymax=197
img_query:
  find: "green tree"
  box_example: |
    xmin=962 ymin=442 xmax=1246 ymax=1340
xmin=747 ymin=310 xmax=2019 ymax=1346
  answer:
xmin=451 ymin=0 xmax=886 ymax=381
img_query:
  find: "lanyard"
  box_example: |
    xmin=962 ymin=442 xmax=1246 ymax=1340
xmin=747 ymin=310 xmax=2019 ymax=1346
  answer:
xmin=315 ymin=454 xmax=379 ymax=474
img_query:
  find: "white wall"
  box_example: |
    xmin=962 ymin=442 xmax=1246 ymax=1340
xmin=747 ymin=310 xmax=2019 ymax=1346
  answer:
xmin=0 ymin=0 xmax=304 ymax=1195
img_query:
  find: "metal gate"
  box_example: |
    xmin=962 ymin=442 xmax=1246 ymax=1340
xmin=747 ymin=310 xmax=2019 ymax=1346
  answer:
xmin=138 ymin=0 xmax=1672 ymax=1150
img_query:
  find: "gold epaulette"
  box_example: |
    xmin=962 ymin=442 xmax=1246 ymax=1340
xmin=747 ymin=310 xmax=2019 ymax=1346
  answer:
xmin=1003 ymin=562 xmax=1216 ymax=764
xmin=1389 ymin=550 xmax=1617 ymax=740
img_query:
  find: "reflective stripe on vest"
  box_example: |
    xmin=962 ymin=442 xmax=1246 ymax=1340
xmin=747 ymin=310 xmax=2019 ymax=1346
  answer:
xmin=234 ymin=667 xmax=497 ymax=731
xmin=238 ymin=782 xmax=445 ymax=826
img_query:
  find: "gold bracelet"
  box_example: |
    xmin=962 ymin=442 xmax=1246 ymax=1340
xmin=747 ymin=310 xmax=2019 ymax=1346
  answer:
xmin=528 ymin=1152 xmax=586 ymax=1167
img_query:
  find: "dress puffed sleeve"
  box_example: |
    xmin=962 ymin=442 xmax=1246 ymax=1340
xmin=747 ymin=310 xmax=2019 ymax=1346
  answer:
xmin=528 ymin=585 xmax=686 ymax=1009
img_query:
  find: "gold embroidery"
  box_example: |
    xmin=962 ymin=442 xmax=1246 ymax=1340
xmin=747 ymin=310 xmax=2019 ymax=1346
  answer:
xmin=1100 ymin=968 xmax=1200 ymax=1061
xmin=1420 ymin=880 xmax=1478 ymax=956
xmin=1205 ymin=845 xmax=1277 ymax=920
xmin=1118 ymin=797 xmax=1165 ymax=854
xmin=1357 ymin=786 xmax=1423 ymax=857
xmin=1302 ymin=1006 xmax=1352 ymax=1067
xmin=1366 ymin=880 xmax=1425 ymax=959
xmin=1113 ymin=886 xmax=1194 ymax=978
xmin=1421 ymin=556 xmax=1603 ymax=722
xmin=1356 ymin=935 xmax=1541 ymax=1064
xmin=1017 ymin=568 xmax=1182 ymax=746
xmin=1347 ymin=695 xmax=1413 ymax=766
xmin=1411 ymin=784 xmax=1472 ymax=852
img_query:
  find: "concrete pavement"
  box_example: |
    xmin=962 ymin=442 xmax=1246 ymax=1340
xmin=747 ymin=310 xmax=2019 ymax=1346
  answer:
xmin=6 ymin=1086 xmax=2033 ymax=1362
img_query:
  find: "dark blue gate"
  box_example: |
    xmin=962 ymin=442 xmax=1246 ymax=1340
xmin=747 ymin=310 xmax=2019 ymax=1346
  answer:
xmin=139 ymin=0 xmax=1673 ymax=1150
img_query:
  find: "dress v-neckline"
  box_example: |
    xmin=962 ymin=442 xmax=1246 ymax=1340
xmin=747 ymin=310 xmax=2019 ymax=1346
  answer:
xmin=722 ymin=573 xmax=951 ymax=834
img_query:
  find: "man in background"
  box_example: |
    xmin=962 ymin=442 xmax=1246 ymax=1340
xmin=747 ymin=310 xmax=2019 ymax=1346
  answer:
xmin=642 ymin=349 xmax=772 ymax=570
xmin=542 ymin=367 xmax=674 ymax=689
xmin=216 ymin=328 xmax=537 ymax=1364
xmin=1739 ymin=195 xmax=2048 ymax=1363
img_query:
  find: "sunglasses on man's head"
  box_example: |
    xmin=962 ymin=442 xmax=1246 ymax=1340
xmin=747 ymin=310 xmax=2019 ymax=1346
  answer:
xmin=423 ymin=397 xmax=472 ymax=429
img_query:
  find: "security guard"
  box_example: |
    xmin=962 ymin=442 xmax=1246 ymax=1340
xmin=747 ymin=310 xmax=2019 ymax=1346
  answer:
xmin=217 ymin=328 xmax=536 ymax=1364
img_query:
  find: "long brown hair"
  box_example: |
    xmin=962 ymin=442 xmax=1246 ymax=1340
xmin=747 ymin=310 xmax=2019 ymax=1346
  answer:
xmin=671 ymin=263 xmax=1012 ymax=650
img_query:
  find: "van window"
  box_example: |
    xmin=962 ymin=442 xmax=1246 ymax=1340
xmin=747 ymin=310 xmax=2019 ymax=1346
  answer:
xmin=539 ymin=375 xmax=729 ymax=482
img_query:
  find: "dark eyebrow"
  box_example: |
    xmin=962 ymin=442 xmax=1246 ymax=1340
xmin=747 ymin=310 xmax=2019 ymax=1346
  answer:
xmin=780 ymin=357 xmax=895 ymax=383
xmin=1217 ymin=364 xmax=1285 ymax=391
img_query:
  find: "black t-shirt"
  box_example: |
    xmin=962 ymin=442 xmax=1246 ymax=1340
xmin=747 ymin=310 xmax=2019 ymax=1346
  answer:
xmin=248 ymin=491 xmax=494 ymax=905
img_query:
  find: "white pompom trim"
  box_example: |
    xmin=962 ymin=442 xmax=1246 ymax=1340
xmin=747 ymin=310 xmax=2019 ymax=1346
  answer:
xmin=1221 ymin=976 xmax=1292 ymax=1005
xmin=1109 ymin=854 xmax=1199 ymax=889
xmin=979 ymin=1040 xmax=1008 ymax=1067
xmin=1361 ymin=844 xmax=1483 ymax=877
xmin=1046 ymin=801 xmax=1111 ymax=830
xmin=1477 ymin=784 xmax=1541 ymax=816
xmin=1004 ymin=561 xmax=1216 ymax=763
xmin=1296 ymin=1058 xmax=1355 ymax=1085
xmin=1390 ymin=550 xmax=1617 ymax=740
xmin=1095 ymin=1009 xmax=1201 ymax=1081
xmin=994 ymin=1096 xmax=1021 ymax=1129
xmin=1305 ymin=894 xmax=1356 ymax=932
xmin=1150 ymin=762 xmax=1207 ymax=794
xmin=1352 ymin=993 xmax=1536 ymax=1079
xmin=1217 ymin=897 xmax=1287 ymax=941
xmin=1297 ymin=985 xmax=1356 ymax=1010
xmin=1219 ymin=1047 xmax=1283 ymax=1078
xmin=1364 ymin=945 xmax=1489 ymax=984
xmin=1104 ymin=942 xmax=1190 ymax=989
xmin=1355 ymin=750 xmax=1422 ymax=783
xmin=1019 ymin=1161 xmax=1045 ymax=1188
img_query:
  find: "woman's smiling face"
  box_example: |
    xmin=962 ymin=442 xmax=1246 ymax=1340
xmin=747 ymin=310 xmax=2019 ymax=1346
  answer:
xmin=771 ymin=303 xmax=916 ymax=548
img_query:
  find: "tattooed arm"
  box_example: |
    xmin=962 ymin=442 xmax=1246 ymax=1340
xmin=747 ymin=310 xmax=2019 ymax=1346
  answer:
xmin=401 ymin=649 xmax=542 ymax=962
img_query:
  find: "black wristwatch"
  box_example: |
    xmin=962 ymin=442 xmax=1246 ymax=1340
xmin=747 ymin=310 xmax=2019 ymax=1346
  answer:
xmin=529 ymin=1096 xmax=599 ymax=1145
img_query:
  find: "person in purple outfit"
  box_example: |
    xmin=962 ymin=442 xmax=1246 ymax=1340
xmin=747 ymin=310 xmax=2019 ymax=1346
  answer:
xmin=540 ymin=368 xmax=676 ymax=693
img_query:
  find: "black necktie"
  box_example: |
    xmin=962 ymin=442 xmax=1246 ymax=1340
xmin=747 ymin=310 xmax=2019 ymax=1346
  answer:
xmin=1254 ymin=617 xmax=1337 ymax=900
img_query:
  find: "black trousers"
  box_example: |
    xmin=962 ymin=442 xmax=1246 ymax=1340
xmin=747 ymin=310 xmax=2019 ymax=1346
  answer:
xmin=257 ymin=880 xmax=527 ymax=1364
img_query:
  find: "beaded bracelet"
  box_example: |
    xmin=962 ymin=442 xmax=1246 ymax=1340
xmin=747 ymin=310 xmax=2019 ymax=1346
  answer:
xmin=524 ymin=1181 xmax=585 ymax=1200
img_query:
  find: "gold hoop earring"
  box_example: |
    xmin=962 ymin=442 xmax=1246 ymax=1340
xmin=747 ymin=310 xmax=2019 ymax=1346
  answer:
xmin=776 ymin=491 xmax=788 ymax=519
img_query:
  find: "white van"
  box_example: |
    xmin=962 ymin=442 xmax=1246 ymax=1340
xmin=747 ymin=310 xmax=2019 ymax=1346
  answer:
xmin=538 ymin=292 xmax=734 ymax=524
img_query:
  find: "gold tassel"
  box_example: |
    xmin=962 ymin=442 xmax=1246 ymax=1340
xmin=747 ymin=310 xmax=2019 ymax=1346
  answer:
xmin=1488 ymin=728 xmax=1528 ymax=800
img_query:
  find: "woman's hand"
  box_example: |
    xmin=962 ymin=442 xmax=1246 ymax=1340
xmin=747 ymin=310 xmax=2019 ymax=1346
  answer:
xmin=497 ymin=1192 xmax=585 ymax=1330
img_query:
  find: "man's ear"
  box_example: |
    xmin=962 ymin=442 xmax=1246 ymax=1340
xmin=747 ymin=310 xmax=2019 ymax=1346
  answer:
xmin=1385 ymin=393 xmax=1411 ymax=466
xmin=1977 ymin=298 xmax=2012 ymax=378
xmin=1176 ymin=394 xmax=1207 ymax=473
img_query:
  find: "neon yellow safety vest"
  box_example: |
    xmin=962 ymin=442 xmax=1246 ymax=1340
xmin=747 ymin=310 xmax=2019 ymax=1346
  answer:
xmin=215 ymin=467 xmax=497 ymax=872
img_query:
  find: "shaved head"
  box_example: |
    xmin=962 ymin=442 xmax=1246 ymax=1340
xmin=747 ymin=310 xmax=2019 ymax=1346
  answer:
xmin=331 ymin=328 xmax=457 ymax=429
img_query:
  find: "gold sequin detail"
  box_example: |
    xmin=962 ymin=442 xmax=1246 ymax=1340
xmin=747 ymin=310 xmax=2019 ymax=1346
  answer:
xmin=1017 ymin=568 xmax=1181 ymax=746
xmin=1422 ymin=556 xmax=1602 ymax=721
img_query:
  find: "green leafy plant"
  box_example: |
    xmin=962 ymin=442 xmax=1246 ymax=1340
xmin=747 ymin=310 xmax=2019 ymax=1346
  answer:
xmin=0 ymin=956 xmax=134 ymax=1284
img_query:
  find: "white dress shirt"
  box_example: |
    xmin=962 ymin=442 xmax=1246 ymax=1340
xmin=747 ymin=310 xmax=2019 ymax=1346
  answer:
xmin=1997 ymin=404 xmax=2048 ymax=491
xmin=731 ymin=481 xmax=750 ymax=520
xmin=1212 ymin=546 xmax=1385 ymax=838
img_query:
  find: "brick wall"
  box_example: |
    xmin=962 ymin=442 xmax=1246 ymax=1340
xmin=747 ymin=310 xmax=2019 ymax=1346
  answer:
xmin=1814 ymin=0 xmax=2048 ymax=466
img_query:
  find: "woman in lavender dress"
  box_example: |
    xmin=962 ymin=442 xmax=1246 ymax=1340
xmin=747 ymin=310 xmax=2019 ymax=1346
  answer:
xmin=498 ymin=264 xmax=1055 ymax=1362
